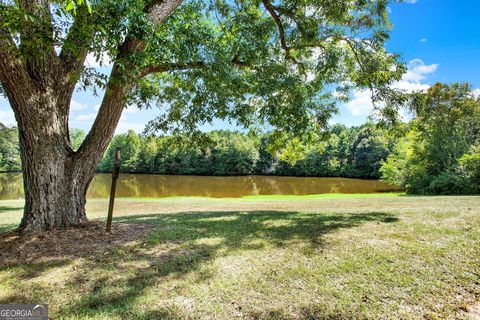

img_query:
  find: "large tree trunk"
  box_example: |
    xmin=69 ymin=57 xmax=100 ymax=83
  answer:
xmin=0 ymin=1 xmax=158 ymax=235
xmin=11 ymin=89 xmax=94 ymax=234
xmin=1 ymin=58 xmax=131 ymax=234
xmin=18 ymin=141 xmax=91 ymax=233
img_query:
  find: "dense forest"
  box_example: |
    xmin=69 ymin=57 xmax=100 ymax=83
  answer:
xmin=98 ymin=124 xmax=393 ymax=179
xmin=1 ymin=83 xmax=479 ymax=195
xmin=0 ymin=122 xmax=397 ymax=178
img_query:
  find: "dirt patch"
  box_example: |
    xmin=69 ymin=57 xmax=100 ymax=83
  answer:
xmin=0 ymin=222 xmax=155 ymax=266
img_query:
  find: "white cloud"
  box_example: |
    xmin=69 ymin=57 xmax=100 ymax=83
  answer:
xmin=420 ymin=38 xmax=427 ymax=43
xmin=392 ymin=81 xmax=430 ymax=92
xmin=0 ymin=109 xmax=15 ymax=126
xmin=72 ymin=109 xmax=144 ymax=134
xmin=70 ymin=100 xmax=88 ymax=111
xmin=345 ymin=90 xmax=376 ymax=116
xmin=0 ymin=96 xmax=15 ymax=126
xmin=473 ymin=89 xmax=480 ymax=98
xmin=345 ymin=59 xmax=438 ymax=117
xmin=94 ymin=104 xmax=139 ymax=114
xmin=116 ymin=113 xmax=145 ymax=133
xmin=398 ymin=108 xmax=413 ymax=123
xmin=74 ymin=112 xmax=97 ymax=122
xmin=115 ymin=121 xmax=145 ymax=134
xmin=402 ymin=59 xmax=438 ymax=83
xmin=124 ymin=105 xmax=140 ymax=114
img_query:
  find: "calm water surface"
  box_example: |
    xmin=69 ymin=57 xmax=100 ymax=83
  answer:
xmin=0 ymin=173 xmax=398 ymax=200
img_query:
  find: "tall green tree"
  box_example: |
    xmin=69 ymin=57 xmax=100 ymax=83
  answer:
xmin=138 ymin=136 xmax=159 ymax=173
xmin=0 ymin=0 xmax=404 ymax=233
xmin=100 ymin=129 xmax=141 ymax=171
xmin=0 ymin=122 xmax=21 ymax=171
xmin=347 ymin=125 xmax=390 ymax=178
xmin=70 ymin=128 xmax=86 ymax=151
xmin=381 ymin=83 xmax=480 ymax=194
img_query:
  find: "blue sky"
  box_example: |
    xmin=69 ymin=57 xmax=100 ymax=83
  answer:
xmin=1 ymin=0 xmax=479 ymax=132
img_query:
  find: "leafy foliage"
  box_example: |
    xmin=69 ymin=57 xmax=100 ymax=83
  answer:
xmin=95 ymin=124 xmax=393 ymax=178
xmin=1 ymin=0 xmax=405 ymax=140
xmin=0 ymin=122 xmax=20 ymax=172
xmin=381 ymin=83 xmax=480 ymax=194
xmin=70 ymin=128 xmax=87 ymax=151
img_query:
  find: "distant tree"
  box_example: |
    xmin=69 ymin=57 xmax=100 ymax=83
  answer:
xmin=255 ymin=136 xmax=277 ymax=175
xmin=381 ymin=83 xmax=480 ymax=194
xmin=138 ymin=136 xmax=159 ymax=173
xmin=348 ymin=126 xmax=390 ymax=178
xmin=411 ymin=83 xmax=480 ymax=175
xmin=459 ymin=145 xmax=480 ymax=194
xmin=210 ymin=131 xmax=259 ymax=175
xmin=100 ymin=130 xmax=141 ymax=172
xmin=70 ymin=128 xmax=86 ymax=151
xmin=0 ymin=122 xmax=21 ymax=171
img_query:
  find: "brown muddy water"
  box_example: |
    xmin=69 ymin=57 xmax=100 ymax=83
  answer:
xmin=0 ymin=173 xmax=399 ymax=200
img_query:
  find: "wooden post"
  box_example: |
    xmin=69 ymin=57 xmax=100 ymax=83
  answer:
xmin=106 ymin=147 xmax=121 ymax=232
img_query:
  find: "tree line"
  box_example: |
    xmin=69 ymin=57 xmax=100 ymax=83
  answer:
xmin=0 ymin=122 xmax=394 ymax=178
xmin=1 ymin=83 xmax=479 ymax=195
xmin=97 ymin=124 xmax=394 ymax=179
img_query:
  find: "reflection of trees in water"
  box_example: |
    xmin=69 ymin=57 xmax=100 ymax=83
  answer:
xmin=0 ymin=173 xmax=24 ymax=200
xmin=86 ymin=175 xmax=397 ymax=199
xmin=2 ymin=173 xmax=398 ymax=200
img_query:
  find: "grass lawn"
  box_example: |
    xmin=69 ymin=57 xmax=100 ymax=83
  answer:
xmin=0 ymin=195 xmax=479 ymax=319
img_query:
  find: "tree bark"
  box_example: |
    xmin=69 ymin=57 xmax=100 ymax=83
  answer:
xmin=12 ymin=65 xmax=131 ymax=234
xmin=10 ymin=86 xmax=93 ymax=234
xmin=18 ymin=131 xmax=91 ymax=233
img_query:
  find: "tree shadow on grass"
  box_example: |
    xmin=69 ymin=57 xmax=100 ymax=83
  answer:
xmin=0 ymin=223 xmax=17 ymax=233
xmin=0 ymin=206 xmax=23 ymax=232
xmin=0 ymin=206 xmax=23 ymax=212
xmin=114 ymin=210 xmax=398 ymax=250
xmin=0 ymin=210 xmax=398 ymax=319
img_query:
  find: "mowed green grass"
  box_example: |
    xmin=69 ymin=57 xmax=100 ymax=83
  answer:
xmin=0 ymin=195 xmax=479 ymax=319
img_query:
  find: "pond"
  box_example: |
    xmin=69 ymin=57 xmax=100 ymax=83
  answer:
xmin=0 ymin=173 xmax=399 ymax=200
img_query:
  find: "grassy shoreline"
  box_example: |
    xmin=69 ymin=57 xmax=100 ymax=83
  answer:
xmin=0 ymin=195 xmax=479 ymax=319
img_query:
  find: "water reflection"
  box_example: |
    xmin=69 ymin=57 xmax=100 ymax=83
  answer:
xmin=0 ymin=173 xmax=24 ymax=200
xmin=0 ymin=173 xmax=399 ymax=200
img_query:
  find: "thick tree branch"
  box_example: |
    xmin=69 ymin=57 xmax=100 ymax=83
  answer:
xmin=0 ymin=12 xmax=20 ymax=65
xmin=146 ymin=0 xmax=183 ymax=24
xmin=261 ymin=0 xmax=296 ymax=62
xmin=59 ymin=7 xmax=95 ymax=76
xmin=75 ymin=65 xmax=132 ymax=164
xmin=75 ymin=0 xmax=183 ymax=164
xmin=0 ymin=13 xmax=32 ymax=112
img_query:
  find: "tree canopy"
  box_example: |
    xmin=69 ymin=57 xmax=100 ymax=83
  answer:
xmin=2 ymin=0 xmax=404 ymax=138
